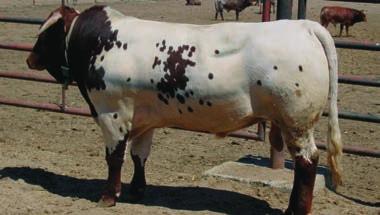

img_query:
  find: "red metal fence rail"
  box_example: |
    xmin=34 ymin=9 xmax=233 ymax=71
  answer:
xmin=0 ymin=13 xmax=379 ymax=160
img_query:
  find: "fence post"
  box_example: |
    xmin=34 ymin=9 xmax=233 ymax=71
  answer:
xmin=277 ymin=0 xmax=293 ymax=20
xmin=298 ymin=0 xmax=307 ymax=19
xmin=262 ymin=0 xmax=271 ymax=22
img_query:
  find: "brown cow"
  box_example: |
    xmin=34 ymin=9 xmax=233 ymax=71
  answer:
xmin=214 ymin=0 xmax=254 ymax=21
xmin=186 ymin=0 xmax=201 ymax=6
xmin=320 ymin=6 xmax=366 ymax=37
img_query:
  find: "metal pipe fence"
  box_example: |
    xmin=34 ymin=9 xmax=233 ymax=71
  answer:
xmin=0 ymin=11 xmax=379 ymax=161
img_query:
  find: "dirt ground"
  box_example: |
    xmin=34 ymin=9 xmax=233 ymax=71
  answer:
xmin=0 ymin=0 xmax=379 ymax=214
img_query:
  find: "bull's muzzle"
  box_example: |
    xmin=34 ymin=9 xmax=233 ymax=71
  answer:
xmin=26 ymin=52 xmax=45 ymax=70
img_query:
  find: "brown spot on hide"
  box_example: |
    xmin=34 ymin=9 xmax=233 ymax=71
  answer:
xmin=159 ymin=40 xmax=166 ymax=52
xmin=208 ymin=73 xmax=214 ymax=80
xmin=152 ymin=56 xmax=161 ymax=69
xmin=155 ymin=43 xmax=196 ymax=105
xmin=299 ymin=65 xmax=303 ymax=72
xmin=176 ymin=94 xmax=185 ymax=104
xmin=295 ymin=89 xmax=302 ymax=97
xmin=206 ymin=101 xmax=212 ymax=107
xmin=187 ymin=106 xmax=194 ymax=112
xmin=157 ymin=93 xmax=169 ymax=105
xmin=295 ymin=83 xmax=299 ymax=87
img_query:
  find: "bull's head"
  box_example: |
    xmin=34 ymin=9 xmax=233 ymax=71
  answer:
xmin=244 ymin=0 xmax=254 ymax=7
xmin=26 ymin=6 xmax=79 ymax=83
xmin=355 ymin=9 xmax=367 ymax=23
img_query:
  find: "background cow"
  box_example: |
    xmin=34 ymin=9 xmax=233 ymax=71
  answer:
xmin=214 ymin=0 xmax=254 ymax=20
xmin=320 ymin=6 xmax=366 ymax=37
xmin=186 ymin=0 xmax=201 ymax=6
xmin=27 ymin=6 xmax=343 ymax=214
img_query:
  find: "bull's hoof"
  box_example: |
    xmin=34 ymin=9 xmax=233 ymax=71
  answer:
xmin=284 ymin=208 xmax=312 ymax=215
xmin=97 ymin=195 xmax=117 ymax=207
xmin=126 ymin=187 xmax=145 ymax=203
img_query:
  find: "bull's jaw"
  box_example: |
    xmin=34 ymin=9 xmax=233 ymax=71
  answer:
xmin=26 ymin=52 xmax=46 ymax=71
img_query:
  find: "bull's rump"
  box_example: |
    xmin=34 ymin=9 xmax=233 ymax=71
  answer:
xmin=94 ymin=19 xmax=330 ymax=134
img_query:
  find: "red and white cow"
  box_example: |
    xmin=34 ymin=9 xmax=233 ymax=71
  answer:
xmin=27 ymin=6 xmax=343 ymax=214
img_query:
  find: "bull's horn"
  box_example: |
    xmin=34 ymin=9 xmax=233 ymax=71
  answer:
xmin=38 ymin=11 xmax=62 ymax=35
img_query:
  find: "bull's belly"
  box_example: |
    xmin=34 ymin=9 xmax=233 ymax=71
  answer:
xmin=132 ymin=91 xmax=256 ymax=135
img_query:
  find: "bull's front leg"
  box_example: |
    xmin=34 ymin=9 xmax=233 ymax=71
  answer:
xmin=99 ymin=136 xmax=128 ymax=207
xmin=283 ymin=129 xmax=319 ymax=215
xmin=127 ymin=130 xmax=154 ymax=202
xmin=96 ymin=111 xmax=133 ymax=207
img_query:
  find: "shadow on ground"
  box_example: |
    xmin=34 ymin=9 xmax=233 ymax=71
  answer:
xmin=0 ymin=166 xmax=283 ymax=215
xmin=238 ymin=155 xmax=380 ymax=208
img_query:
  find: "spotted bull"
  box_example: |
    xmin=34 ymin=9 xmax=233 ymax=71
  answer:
xmin=27 ymin=6 xmax=343 ymax=214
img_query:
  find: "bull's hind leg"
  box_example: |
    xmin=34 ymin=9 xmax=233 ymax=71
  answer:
xmin=235 ymin=10 xmax=240 ymax=20
xmin=339 ymin=24 xmax=344 ymax=37
xmin=96 ymin=112 xmax=133 ymax=207
xmin=345 ymin=25 xmax=350 ymax=37
xmin=127 ymin=129 xmax=154 ymax=202
xmin=282 ymin=128 xmax=319 ymax=215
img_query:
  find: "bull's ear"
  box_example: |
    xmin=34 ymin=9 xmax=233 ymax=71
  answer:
xmin=38 ymin=11 xmax=63 ymax=35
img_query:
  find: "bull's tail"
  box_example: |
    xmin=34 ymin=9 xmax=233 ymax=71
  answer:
xmin=313 ymin=22 xmax=343 ymax=189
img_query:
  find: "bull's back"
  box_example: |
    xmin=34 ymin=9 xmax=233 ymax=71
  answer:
xmin=95 ymin=18 xmax=331 ymax=133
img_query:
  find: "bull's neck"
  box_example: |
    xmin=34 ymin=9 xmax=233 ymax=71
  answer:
xmin=65 ymin=16 xmax=79 ymax=62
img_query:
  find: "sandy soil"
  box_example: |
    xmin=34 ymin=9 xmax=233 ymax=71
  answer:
xmin=0 ymin=0 xmax=379 ymax=214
